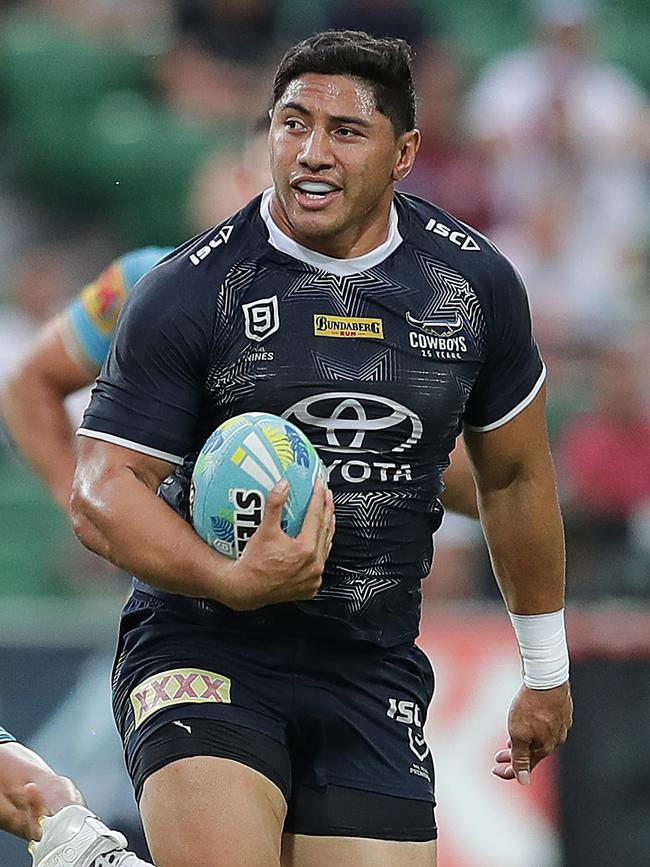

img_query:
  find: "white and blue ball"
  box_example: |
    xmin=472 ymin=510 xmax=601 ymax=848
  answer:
xmin=190 ymin=412 xmax=326 ymax=559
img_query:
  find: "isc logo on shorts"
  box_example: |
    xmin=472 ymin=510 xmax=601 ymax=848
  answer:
xmin=313 ymin=314 xmax=384 ymax=339
xmin=130 ymin=667 xmax=231 ymax=729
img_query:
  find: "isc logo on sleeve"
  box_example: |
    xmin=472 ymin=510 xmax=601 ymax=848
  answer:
xmin=425 ymin=219 xmax=480 ymax=251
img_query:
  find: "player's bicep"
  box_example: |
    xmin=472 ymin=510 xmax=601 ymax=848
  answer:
xmin=464 ymin=386 xmax=552 ymax=492
xmin=75 ymin=436 xmax=175 ymax=497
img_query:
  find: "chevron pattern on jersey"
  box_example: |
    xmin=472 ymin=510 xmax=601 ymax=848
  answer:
xmin=315 ymin=568 xmax=401 ymax=615
xmin=333 ymin=489 xmax=414 ymax=529
xmin=315 ymin=490 xmax=431 ymax=614
xmin=206 ymin=260 xmax=279 ymax=405
xmin=205 ymin=346 xmax=263 ymax=408
xmin=218 ymin=260 xmax=267 ymax=335
xmin=283 ymin=267 xmax=401 ymax=318
xmin=311 ymin=347 xmax=397 ymax=382
xmin=450 ymin=369 xmax=476 ymax=402
xmin=412 ymin=251 xmax=487 ymax=353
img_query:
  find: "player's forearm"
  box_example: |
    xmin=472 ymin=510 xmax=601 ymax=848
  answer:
xmin=70 ymin=467 xmax=233 ymax=600
xmin=1 ymin=370 xmax=76 ymax=511
xmin=477 ymin=462 xmax=565 ymax=614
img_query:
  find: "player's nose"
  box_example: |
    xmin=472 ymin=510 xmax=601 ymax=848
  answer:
xmin=298 ymin=128 xmax=335 ymax=171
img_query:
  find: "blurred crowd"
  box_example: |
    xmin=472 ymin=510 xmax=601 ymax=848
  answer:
xmin=0 ymin=0 xmax=648 ymax=603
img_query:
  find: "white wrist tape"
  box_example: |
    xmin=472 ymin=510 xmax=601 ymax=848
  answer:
xmin=508 ymin=609 xmax=569 ymax=689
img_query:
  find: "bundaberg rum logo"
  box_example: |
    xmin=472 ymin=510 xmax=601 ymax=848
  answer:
xmin=314 ymin=314 xmax=384 ymax=339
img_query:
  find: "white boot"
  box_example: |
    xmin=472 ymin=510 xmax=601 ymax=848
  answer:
xmin=30 ymin=804 xmax=129 ymax=867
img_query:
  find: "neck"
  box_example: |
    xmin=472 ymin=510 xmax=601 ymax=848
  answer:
xmin=268 ymin=190 xmax=394 ymax=259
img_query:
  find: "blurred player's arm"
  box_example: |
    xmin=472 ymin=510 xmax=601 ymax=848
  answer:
xmin=439 ymin=437 xmax=478 ymax=519
xmin=1 ymin=319 xmax=92 ymax=511
xmin=1 ymin=250 xmax=170 ymax=512
xmin=0 ymin=737 xmax=84 ymax=840
xmin=464 ymin=385 xmax=572 ymax=782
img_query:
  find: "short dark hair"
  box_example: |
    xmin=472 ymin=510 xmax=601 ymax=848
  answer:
xmin=272 ymin=30 xmax=416 ymax=136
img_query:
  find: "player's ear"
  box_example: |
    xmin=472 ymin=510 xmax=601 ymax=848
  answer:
xmin=392 ymin=129 xmax=420 ymax=183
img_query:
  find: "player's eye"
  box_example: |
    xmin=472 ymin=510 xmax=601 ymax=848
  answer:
xmin=284 ymin=118 xmax=305 ymax=131
xmin=336 ymin=127 xmax=360 ymax=139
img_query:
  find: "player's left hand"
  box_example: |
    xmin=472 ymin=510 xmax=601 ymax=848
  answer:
xmin=492 ymin=681 xmax=573 ymax=785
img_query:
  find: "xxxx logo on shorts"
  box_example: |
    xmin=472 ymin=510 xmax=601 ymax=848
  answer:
xmin=129 ymin=667 xmax=231 ymax=729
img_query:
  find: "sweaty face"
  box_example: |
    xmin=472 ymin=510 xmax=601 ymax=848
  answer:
xmin=269 ymin=74 xmax=415 ymax=258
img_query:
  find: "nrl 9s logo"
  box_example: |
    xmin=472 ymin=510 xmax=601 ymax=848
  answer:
xmin=282 ymin=393 xmax=423 ymax=455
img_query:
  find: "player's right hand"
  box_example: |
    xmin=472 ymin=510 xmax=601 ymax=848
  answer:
xmin=220 ymin=479 xmax=335 ymax=611
xmin=492 ymin=681 xmax=573 ymax=785
xmin=0 ymin=743 xmax=84 ymax=840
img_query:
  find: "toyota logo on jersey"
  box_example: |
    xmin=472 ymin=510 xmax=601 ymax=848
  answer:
xmin=282 ymin=392 xmax=423 ymax=454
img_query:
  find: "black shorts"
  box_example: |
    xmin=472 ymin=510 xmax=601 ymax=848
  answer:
xmin=112 ymin=591 xmax=437 ymax=841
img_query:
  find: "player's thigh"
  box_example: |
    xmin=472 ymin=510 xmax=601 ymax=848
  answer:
xmin=140 ymin=755 xmax=286 ymax=867
xmin=281 ymin=835 xmax=437 ymax=867
xmin=281 ymin=784 xmax=437 ymax=867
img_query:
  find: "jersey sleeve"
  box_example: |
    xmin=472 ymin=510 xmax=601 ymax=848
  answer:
xmin=60 ymin=247 xmax=172 ymax=373
xmin=0 ymin=725 xmax=16 ymax=744
xmin=463 ymin=254 xmax=545 ymax=432
xmin=78 ymin=257 xmax=215 ymax=464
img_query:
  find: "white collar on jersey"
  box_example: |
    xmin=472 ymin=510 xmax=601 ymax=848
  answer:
xmin=260 ymin=188 xmax=403 ymax=277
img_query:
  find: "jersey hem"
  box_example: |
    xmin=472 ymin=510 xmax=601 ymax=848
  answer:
xmin=464 ymin=364 xmax=546 ymax=433
xmin=76 ymin=429 xmax=184 ymax=465
xmin=130 ymin=584 xmax=419 ymax=648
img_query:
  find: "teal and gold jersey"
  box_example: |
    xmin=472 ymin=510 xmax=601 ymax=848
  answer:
xmin=0 ymin=725 xmax=15 ymax=743
xmin=60 ymin=247 xmax=172 ymax=373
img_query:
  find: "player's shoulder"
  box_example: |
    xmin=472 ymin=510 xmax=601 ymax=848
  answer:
xmin=117 ymin=246 xmax=174 ymax=290
xmin=150 ymin=195 xmax=269 ymax=291
xmin=398 ymin=192 xmax=516 ymax=288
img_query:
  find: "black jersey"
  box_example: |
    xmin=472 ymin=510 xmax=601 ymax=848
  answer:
xmin=80 ymin=190 xmax=544 ymax=646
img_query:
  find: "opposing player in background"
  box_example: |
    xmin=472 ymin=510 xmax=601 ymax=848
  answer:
xmin=0 ymin=726 xmax=152 ymax=867
xmin=1 ymin=246 xmax=170 ymax=511
xmin=71 ymin=31 xmax=571 ymax=867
